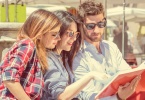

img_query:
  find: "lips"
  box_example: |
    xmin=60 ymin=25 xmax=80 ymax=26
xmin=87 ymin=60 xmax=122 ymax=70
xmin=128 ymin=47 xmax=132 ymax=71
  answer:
xmin=67 ymin=42 xmax=73 ymax=46
xmin=92 ymin=33 xmax=100 ymax=37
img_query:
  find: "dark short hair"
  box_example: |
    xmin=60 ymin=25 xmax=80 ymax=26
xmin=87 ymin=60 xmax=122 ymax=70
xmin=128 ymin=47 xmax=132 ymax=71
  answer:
xmin=78 ymin=0 xmax=104 ymax=22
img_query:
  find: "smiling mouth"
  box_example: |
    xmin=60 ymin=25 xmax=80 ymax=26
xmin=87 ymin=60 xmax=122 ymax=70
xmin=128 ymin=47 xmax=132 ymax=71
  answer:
xmin=68 ymin=43 xmax=73 ymax=46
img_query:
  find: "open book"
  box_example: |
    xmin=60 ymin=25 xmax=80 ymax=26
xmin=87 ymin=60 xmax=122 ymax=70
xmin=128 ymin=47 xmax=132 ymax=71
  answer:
xmin=95 ymin=61 xmax=145 ymax=99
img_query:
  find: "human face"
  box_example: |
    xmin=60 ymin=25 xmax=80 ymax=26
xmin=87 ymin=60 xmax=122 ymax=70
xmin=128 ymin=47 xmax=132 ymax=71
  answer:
xmin=84 ymin=13 xmax=105 ymax=42
xmin=57 ymin=22 xmax=79 ymax=51
xmin=41 ymin=27 xmax=61 ymax=49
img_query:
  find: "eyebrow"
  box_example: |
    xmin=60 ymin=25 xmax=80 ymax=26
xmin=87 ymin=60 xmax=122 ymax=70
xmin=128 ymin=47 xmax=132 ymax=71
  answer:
xmin=67 ymin=29 xmax=78 ymax=33
xmin=67 ymin=29 xmax=73 ymax=31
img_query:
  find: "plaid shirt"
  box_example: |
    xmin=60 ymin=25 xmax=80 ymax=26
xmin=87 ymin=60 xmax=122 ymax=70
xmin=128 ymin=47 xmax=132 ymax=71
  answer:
xmin=0 ymin=39 xmax=44 ymax=100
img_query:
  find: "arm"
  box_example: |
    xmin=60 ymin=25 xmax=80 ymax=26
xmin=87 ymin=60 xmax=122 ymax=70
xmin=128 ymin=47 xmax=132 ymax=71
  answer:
xmin=58 ymin=71 xmax=109 ymax=100
xmin=113 ymin=43 xmax=131 ymax=71
xmin=72 ymin=55 xmax=100 ymax=100
xmin=43 ymin=55 xmax=109 ymax=100
xmin=1 ymin=40 xmax=34 ymax=99
xmin=58 ymin=72 xmax=93 ymax=99
xmin=43 ymin=58 xmax=69 ymax=100
xmin=73 ymin=53 xmax=120 ymax=100
xmin=3 ymin=81 xmax=31 ymax=100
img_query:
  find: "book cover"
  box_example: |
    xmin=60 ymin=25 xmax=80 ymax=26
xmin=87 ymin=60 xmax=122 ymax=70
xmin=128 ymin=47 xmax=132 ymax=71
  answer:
xmin=95 ymin=62 xmax=145 ymax=99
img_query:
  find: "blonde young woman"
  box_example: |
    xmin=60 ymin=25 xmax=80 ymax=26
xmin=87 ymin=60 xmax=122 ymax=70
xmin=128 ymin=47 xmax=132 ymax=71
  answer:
xmin=0 ymin=9 xmax=61 ymax=100
xmin=42 ymin=11 xmax=109 ymax=100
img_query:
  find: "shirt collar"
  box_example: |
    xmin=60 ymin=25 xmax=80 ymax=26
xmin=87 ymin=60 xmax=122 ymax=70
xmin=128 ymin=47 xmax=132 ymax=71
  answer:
xmin=83 ymin=40 xmax=103 ymax=53
xmin=82 ymin=40 xmax=108 ymax=57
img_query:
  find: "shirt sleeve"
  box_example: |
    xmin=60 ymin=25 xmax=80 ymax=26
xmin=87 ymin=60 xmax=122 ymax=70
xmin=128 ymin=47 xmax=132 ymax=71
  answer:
xmin=43 ymin=58 xmax=68 ymax=99
xmin=100 ymin=94 xmax=118 ymax=100
xmin=1 ymin=39 xmax=35 ymax=82
xmin=72 ymin=54 xmax=98 ymax=100
xmin=113 ymin=43 xmax=131 ymax=71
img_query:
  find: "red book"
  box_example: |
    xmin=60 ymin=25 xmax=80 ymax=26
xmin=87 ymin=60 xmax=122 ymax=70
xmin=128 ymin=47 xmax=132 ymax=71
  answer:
xmin=95 ymin=62 xmax=145 ymax=99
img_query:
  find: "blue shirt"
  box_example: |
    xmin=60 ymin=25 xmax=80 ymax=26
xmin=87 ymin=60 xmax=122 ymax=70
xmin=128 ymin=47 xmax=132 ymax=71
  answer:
xmin=72 ymin=40 xmax=131 ymax=100
xmin=41 ymin=51 xmax=74 ymax=100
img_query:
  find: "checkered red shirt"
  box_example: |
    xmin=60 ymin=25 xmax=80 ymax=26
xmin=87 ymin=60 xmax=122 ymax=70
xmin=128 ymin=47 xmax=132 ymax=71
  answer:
xmin=0 ymin=39 xmax=44 ymax=100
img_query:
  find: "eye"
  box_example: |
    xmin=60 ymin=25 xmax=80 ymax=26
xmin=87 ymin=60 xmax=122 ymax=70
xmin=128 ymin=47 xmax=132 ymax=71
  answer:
xmin=86 ymin=23 xmax=96 ymax=30
xmin=68 ymin=31 xmax=74 ymax=37
xmin=98 ymin=21 xmax=106 ymax=28
xmin=52 ymin=34 xmax=57 ymax=36
xmin=51 ymin=32 xmax=59 ymax=37
xmin=52 ymin=34 xmax=57 ymax=37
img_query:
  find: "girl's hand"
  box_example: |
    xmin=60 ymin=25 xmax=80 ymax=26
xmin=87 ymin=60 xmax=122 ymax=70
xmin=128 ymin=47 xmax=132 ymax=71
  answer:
xmin=90 ymin=71 xmax=111 ymax=84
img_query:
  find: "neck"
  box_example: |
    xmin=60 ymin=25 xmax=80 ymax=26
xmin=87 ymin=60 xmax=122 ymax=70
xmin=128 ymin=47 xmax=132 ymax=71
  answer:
xmin=85 ymin=38 xmax=101 ymax=53
xmin=55 ymin=47 xmax=62 ymax=55
xmin=93 ymin=42 xmax=101 ymax=53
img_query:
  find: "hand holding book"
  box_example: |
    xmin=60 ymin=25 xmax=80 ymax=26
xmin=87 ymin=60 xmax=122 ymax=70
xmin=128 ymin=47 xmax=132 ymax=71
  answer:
xmin=95 ymin=61 xmax=145 ymax=100
xmin=117 ymin=75 xmax=141 ymax=100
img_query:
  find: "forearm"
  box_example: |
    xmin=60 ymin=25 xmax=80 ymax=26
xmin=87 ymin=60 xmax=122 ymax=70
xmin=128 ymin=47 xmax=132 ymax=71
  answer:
xmin=58 ymin=72 xmax=93 ymax=100
xmin=3 ymin=81 xmax=31 ymax=100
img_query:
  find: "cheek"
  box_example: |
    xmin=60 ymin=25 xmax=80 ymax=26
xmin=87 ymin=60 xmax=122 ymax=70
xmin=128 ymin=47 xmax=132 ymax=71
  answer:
xmin=45 ymin=40 xmax=56 ymax=49
xmin=42 ymin=36 xmax=55 ymax=48
xmin=47 ymin=39 xmax=53 ymax=45
xmin=86 ymin=30 xmax=93 ymax=35
xmin=100 ymin=29 xmax=104 ymax=34
xmin=61 ymin=36 xmax=69 ymax=44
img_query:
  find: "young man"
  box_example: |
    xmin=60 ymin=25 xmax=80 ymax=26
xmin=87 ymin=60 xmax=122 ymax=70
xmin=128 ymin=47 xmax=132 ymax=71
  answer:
xmin=72 ymin=0 xmax=140 ymax=100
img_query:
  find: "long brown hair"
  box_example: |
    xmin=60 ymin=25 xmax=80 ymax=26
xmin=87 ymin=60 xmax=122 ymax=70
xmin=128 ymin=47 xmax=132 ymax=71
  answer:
xmin=53 ymin=10 xmax=83 ymax=72
xmin=17 ymin=9 xmax=61 ymax=74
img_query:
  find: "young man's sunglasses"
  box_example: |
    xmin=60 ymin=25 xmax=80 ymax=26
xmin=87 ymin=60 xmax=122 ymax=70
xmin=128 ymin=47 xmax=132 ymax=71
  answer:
xmin=66 ymin=31 xmax=80 ymax=39
xmin=85 ymin=18 xmax=107 ymax=30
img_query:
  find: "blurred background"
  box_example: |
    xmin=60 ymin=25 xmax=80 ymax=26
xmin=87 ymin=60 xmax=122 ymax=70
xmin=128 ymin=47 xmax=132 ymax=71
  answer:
xmin=0 ymin=0 xmax=145 ymax=67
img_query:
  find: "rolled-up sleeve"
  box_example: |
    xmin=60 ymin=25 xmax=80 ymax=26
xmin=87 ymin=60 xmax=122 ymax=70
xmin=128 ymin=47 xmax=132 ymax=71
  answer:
xmin=73 ymin=54 xmax=98 ymax=100
xmin=1 ymin=40 xmax=34 ymax=82
xmin=43 ymin=58 xmax=68 ymax=100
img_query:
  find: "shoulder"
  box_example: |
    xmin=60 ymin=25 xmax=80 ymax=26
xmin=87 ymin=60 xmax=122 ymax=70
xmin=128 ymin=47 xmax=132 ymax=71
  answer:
xmin=17 ymin=39 xmax=35 ymax=49
xmin=102 ymin=40 xmax=118 ymax=50
xmin=10 ymin=38 xmax=35 ymax=51
xmin=74 ymin=49 xmax=85 ymax=62
xmin=8 ymin=39 xmax=36 ymax=57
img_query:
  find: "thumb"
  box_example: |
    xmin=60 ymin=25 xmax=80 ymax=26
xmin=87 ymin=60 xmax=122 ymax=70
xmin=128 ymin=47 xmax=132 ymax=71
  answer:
xmin=118 ymin=85 xmax=123 ymax=92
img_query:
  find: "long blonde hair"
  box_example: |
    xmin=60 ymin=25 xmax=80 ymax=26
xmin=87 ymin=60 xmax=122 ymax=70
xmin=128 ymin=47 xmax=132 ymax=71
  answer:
xmin=17 ymin=9 xmax=61 ymax=74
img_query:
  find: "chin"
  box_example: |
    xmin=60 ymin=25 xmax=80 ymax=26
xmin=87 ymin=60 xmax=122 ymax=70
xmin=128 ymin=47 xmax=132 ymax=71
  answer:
xmin=48 ymin=46 xmax=55 ymax=49
xmin=65 ymin=48 xmax=71 ymax=51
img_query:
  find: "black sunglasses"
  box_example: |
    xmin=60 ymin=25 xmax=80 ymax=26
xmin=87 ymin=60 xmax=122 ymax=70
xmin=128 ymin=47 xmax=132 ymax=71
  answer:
xmin=66 ymin=31 xmax=80 ymax=39
xmin=85 ymin=18 xmax=107 ymax=30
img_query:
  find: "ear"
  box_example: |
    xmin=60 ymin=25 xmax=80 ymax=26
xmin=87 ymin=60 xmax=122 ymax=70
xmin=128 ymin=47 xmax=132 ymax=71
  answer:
xmin=37 ymin=35 xmax=43 ymax=40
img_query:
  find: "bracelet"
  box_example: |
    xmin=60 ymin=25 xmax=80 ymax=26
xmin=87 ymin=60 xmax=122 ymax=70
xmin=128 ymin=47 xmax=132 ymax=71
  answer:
xmin=116 ymin=93 xmax=126 ymax=100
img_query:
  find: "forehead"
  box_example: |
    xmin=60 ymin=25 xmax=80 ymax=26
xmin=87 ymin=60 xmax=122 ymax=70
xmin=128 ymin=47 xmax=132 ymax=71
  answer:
xmin=50 ymin=26 xmax=60 ymax=32
xmin=85 ymin=14 xmax=104 ymax=23
xmin=67 ymin=22 xmax=77 ymax=32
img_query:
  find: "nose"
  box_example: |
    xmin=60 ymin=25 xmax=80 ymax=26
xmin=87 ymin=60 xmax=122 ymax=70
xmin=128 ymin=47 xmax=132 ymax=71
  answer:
xmin=56 ymin=35 xmax=61 ymax=41
xmin=93 ymin=25 xmax=101 ymax=33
